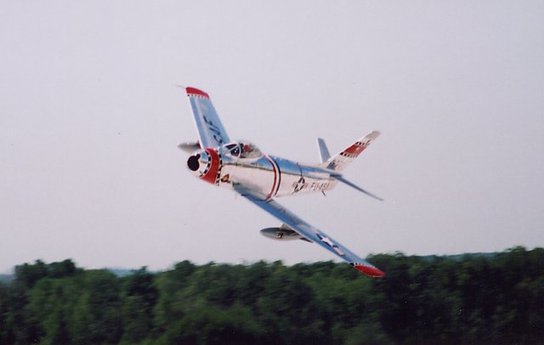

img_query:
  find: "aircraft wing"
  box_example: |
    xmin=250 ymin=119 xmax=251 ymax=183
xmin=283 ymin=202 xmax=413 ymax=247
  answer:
xmin=233 ymin=185 xmax=385 ymax=278
xmin=185 ymin=87 xmax=230 ymax=148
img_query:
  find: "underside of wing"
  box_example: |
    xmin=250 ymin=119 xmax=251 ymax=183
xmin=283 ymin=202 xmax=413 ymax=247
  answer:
xmin=185 ymin=87 xmax=230 ymax=148
xmin=233 ymin=184 xmax=385 ymax=278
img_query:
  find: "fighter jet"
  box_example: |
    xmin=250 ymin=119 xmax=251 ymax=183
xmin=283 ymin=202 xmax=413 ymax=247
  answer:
xmin=179 ymin=87 xmax=385 ymax=278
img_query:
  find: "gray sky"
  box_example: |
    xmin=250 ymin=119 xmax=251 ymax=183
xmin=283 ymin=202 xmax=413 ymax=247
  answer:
xmin=1 ymin=1 xmax=543 ymax=272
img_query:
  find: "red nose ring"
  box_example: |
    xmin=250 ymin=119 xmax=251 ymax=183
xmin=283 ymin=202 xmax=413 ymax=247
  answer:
xmin=200 ymin=148 xmax=222 ymax=185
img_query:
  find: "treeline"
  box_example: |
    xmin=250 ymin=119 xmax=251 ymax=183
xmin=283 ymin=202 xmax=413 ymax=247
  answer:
xmin=0 ymin=247 xmax=543 ymax=345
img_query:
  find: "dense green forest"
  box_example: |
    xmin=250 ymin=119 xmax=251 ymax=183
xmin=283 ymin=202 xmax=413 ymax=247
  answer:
xmin=0 ymin=247 xmax=543 ymax=345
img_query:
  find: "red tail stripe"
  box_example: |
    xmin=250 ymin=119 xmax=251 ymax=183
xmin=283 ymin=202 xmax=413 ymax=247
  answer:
xmin=343 ymin=143 xmax=366 ymax=156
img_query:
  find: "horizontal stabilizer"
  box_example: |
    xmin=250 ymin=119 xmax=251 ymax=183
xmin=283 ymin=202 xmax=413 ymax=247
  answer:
xmin=333 ymin=175 xmax=383 ymax=201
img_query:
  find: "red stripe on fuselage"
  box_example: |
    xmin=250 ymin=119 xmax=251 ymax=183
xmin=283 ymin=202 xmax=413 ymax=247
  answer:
xmin=264 ymin=155 xmax=278 ymax=199
xmin=273 ymin=159 xmax=281 ymax=196
xmin=201 ymin=148 xmax=220 ymax=184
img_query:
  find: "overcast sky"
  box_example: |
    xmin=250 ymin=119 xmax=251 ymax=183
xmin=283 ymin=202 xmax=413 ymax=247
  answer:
xmin=1 ymin=1 xmax=543 ymax=272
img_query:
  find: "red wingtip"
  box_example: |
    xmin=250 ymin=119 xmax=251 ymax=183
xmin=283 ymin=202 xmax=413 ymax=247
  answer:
xmin=353 ymin=264 xmax=386 ymax=278
xmin=186 ymin=87 xmax=209 ymax=98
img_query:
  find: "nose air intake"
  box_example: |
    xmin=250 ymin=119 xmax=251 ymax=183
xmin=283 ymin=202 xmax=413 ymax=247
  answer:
xmin=185 ymin=149 xmax=221 ymax=185
xmin=187 ymin=154 xmax=200 ymax=171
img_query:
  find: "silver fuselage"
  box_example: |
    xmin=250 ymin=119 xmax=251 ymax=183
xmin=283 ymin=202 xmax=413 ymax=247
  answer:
xmin=187 ymin=142 xmax=337 ymax=199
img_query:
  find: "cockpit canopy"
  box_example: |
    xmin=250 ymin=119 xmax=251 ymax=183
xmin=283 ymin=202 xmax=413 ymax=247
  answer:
xmin=222 ymin=141 xmax=262 ymax=159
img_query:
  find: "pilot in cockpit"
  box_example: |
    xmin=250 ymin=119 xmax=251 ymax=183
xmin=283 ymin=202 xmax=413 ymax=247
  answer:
xmin=224 ymin=142 xmax=261 ymax=159
xmin=242 ymin=143 xmax=253 ymax=155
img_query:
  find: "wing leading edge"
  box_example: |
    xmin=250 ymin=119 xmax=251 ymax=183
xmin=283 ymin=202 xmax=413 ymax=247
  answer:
xmin=185 ymin=87 xmax=230 ymax=148
xmin=234 ymin=185 xmax=385 ymax=278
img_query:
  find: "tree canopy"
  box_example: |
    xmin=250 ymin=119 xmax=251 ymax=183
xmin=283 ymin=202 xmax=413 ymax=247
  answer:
xmin=0 ymin=247 xmax=542 ymax=345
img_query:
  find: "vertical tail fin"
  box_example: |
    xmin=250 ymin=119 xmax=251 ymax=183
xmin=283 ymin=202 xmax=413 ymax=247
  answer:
xmin=321 ymin=131 xmax=380 ymax=171
xmin=317 ymin=138 xmax=331 ymax=163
